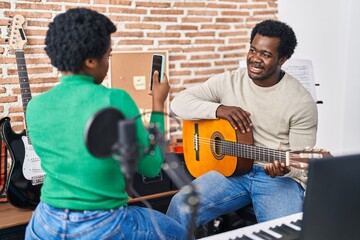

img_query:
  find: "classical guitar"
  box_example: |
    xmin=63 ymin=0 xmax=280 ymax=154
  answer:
xmin=2 ymin=15 xmax=44 ymax=209
xmin=182 ymin=119 xmax=330 ymax=178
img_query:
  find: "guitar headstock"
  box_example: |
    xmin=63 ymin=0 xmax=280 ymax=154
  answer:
xmin=288 ymin=148 xmax=332 ymax=170
xmin=291 ymin=148 xmax=332 ymax=160
xmin=8 ymin=14 xmax=27 ymax=50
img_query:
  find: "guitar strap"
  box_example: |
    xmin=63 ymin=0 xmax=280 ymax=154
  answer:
xmin=0 ymin=117 xmax=9 ymax=203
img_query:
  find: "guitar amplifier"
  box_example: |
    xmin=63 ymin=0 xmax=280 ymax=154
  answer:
xmin=131 ymin=168 xmax=171 ymax=197
xmin=131 ymin=153 xmax=194 ymax=196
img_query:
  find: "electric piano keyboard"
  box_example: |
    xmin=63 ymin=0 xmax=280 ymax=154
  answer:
xmin=199 ymin=212 xmax=303 ymax=240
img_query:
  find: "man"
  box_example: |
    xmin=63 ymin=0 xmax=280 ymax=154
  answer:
xmin=166 ymin=19 xmax=318 ymax=231
xmin=25 ymin=8 xmax=187 ymax=240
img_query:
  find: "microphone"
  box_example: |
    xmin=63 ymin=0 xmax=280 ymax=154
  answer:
xmin=118 ymin=119 xmax=137 ymax=191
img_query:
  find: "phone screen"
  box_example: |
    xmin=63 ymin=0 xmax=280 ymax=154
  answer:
xmin=150 ymin=55 xmax=164 ymax=90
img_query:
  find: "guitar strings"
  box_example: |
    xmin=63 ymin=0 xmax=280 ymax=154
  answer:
xmin=193 ymin=136 xmax=316 ymax=169
xmin=194 ymin=136 xmax=288 ymax=163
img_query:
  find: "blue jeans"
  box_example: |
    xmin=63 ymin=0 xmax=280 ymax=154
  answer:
xmin=166 ymin=166 xmax=304 ymax=228
xmin=25 ymin=201 xmax=188 ymax=240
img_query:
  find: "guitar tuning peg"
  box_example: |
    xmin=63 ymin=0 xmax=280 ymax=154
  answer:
xmin=5 ymin=38 xmax=9 ymax=43
xmin=315 ymin=147 xmax=322 ymax=152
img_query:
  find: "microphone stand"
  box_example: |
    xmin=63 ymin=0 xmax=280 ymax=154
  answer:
xmin=149 ymin=123 xmax=199 ymax=240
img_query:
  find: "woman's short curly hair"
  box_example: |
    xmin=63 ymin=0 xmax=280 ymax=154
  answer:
xmin=45 ymin=8 xmax=116 ymax=73
xmin=250 ymin=20 xmax=297 ymax=59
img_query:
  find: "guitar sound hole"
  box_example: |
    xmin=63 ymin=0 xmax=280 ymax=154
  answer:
xmin=214 ymin=137 xmax=222 ymax=155
xmin=210 ymin=132 xmax=224 ymax=160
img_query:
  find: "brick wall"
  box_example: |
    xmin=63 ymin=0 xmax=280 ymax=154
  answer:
xmin=0 ymin=0 xmax=278 ymax=138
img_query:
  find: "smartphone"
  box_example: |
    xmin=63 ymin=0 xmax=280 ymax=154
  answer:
xmin=150 ymin=54 xmax=165 ymax=90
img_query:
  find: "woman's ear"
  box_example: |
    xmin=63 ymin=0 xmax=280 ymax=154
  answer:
xmin=83 ymin=58 xmax=97 ymax=69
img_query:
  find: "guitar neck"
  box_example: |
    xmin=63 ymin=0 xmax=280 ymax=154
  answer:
xmin=15 ymin=50 xmax=32 ymax=141
xmin=15 ymin=50 xmax=32 ymax=113
xmin=221 ymin=140 xmax=288 ymax=164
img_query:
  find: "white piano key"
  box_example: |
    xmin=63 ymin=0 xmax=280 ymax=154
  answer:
xmin=285 ymin=222 xmax=301 ymax=231
xmin=262 ymin=228 xmax=282 ymax=238
xmin=242 ymin=233 xmax=265 ymax=240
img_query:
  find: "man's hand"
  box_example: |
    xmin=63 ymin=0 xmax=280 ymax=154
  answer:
xmin=264 ymin=161 xmax=290 ymax=178
xmin=216 ymin=105 xmax=252 ymax=134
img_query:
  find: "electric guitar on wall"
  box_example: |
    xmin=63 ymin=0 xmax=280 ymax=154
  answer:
xmin=2 ymin=14 xmax=45 ymax=209
xmin=182 ymin=119 xmax=331 ymax=178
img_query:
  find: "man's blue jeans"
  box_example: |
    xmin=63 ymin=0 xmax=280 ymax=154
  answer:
xmin=25 ymin=201 xmax=188 ymax=240
xmin=166 ymin=166 xmax=304 ymax=228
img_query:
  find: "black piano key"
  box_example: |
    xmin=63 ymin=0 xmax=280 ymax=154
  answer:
xmin=253 ymin=230 xmax=278 ymax=240
xmin=232 ymin=235 xmax=254 ymax=240
xmin=270 ymin=224 xmax=300 ymax=240
xmin=281 ymin=224 xmax=301 ymax=233
xmin=270 ymin=225 xmax=290 ymax=235
xmin=290 ymin=219 xmax=302 ymax=228
xmin=272 ymin=224 xmax=294 ymax=234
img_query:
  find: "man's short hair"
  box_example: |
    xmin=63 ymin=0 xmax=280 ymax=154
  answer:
xmin=250 ymin=19 xmax=297 ymax=59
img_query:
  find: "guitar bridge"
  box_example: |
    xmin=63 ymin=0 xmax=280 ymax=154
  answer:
xmin=31 ymin=175 xmax=44 ymax=186
xmin=194 ymin=123 xmax=199 ymax=161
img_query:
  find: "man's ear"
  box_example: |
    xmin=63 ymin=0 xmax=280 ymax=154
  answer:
xmin=279 ymin=56 xmax=288 ymax=67
xmin=83 ymin=58 xmax=97 ymax=69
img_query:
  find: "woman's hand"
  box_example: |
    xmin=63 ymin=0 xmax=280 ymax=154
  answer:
xmin=148 ymin=71 xmax=170 ymax=112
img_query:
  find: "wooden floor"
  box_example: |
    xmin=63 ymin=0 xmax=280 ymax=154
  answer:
xmin=0 ymin=203 xmax=33 ymax=230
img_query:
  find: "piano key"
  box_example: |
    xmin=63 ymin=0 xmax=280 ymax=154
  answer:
xmin=262 ymin=229 xmax=282 ymax=238
xmin=290 ymin=219 xmax=302 ymax=228
xmin=281 ymin=224 xmax=300 ymax=234
xmin=270 ymin=224 xmax=300 ymax=240
xmin=271 ymin=225 xmax=292 ymax=236
xmin=285 ymin=222 xmax=301 ymax=231
xmin=253 ymin=230 xmax=278 ymax=240
xmin=270 ymin=225 xmax=290 ymax=235
xmin=233 ymin=235 xmax=253 ymax=240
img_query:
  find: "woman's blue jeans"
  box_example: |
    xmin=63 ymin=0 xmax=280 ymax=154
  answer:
xmin=25 ymin=201 xmax=188 ymax=240
xmin=166 ymin=166 xmax=304 ymax=228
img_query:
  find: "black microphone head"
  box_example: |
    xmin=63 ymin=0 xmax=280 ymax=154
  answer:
xmin=84 ymin=107 xmax=124 ymax=158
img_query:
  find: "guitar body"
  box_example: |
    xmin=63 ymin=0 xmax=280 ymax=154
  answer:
xmin=183 ymin=119 xmax=254 ymax=178
xmin=1 ymin=118 xmax=41 ymax=209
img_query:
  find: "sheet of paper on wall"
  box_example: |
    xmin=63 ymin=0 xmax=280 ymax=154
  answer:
xmin=239 ymin=59 xmax=317 ymax=101
xmin=282 ymin=58 xmax=317 ymax=102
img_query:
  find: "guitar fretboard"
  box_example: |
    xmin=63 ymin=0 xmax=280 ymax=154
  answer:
xmin=218 ymin=139 xmax=288 ymax=163
xmin=15 ymin=50 xmax=31 ymax=112
xmin=15 ymin=50 xmax=32 ymax=142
